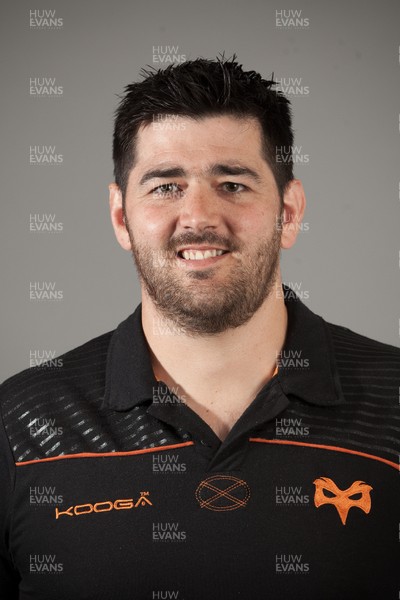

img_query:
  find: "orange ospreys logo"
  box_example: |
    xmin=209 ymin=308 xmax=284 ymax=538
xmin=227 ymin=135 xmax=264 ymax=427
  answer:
xmin=313 ymin=477 xmax=373 ymax=525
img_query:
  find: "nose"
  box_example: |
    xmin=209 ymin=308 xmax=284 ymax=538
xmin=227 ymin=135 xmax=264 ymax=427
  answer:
xmin=178 ymin=183 xmax=221 ymax=231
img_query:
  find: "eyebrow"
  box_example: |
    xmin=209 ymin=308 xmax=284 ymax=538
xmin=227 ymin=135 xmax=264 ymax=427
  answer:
xmin=138 ymin=163 xmax=262 ymax=186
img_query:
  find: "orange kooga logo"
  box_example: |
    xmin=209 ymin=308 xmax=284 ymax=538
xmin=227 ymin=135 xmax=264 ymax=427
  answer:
xmin=55 ymin=491 xmax=152 ymax=519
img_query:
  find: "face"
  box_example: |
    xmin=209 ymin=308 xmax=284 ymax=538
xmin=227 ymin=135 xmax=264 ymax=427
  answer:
xmin=110 ymin=114 xmax=304 ymax=335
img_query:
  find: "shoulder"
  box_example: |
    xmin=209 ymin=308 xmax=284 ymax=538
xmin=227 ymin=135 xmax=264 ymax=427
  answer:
xmin=326 ymin=320 xmax=400 ymax=362
xmin=325 ymin=320 xmax=400 ymax=401
xmin=0 ymin=329 xmax=115 ymax=411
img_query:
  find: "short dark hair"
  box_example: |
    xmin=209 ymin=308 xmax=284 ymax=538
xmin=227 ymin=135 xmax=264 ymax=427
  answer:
xmin=113 ymin=54 xmax=294 ymax=203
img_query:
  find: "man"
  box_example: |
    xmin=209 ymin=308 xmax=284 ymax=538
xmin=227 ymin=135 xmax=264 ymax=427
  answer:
xmin=0 ymin=56 xmax=399 ymax=599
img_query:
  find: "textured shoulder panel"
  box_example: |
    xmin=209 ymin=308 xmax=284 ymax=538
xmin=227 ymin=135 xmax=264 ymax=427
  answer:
xmin=303 ymin=321 xmax=400 ymax=462
xmin=0 ymin=330 xmax=186 ymax=463
xmin=327 ymin=321 xmax=400 ymax=403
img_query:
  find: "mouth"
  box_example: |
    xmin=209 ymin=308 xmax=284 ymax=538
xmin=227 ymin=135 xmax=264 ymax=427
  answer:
xmin=175 ymin=246 xmax=230 ymax=267
xmin=177 ymin=247 xmax=229 ymax=260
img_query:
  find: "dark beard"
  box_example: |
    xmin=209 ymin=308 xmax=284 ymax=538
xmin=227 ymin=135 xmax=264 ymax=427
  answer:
xmin=126 ymin=225 xmax=281 ymax=336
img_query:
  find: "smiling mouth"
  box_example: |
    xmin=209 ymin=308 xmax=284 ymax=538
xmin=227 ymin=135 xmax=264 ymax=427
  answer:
xmin=177 ymin=248 xmax=230 ymax=261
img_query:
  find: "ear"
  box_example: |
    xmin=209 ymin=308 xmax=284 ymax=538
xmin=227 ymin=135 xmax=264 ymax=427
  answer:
xmin=280 ymin=179 xmax=306 ymax=249
xmin=109 ymin=183 xmax=132 ymax=251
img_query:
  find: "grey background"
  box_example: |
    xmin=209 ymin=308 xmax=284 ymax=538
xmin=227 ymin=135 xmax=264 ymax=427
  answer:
xmin=1 ymin=0 xmax=399 ymax=382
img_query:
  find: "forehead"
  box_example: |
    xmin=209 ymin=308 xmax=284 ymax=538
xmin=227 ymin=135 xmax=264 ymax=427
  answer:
xmin=133 ymin=114 xmax=265 ymax=171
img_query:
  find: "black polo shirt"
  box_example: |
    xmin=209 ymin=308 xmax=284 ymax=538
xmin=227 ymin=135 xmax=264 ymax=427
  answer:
xmin=0 ymin=287 xmax=399 ymax=599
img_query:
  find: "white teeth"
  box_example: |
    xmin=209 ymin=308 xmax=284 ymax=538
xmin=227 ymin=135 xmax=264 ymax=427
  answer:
xmin=181 ymin=249 xmax=225 ymax=260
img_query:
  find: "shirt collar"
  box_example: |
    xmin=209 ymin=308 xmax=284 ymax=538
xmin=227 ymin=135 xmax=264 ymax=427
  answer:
xmin=102 ymin=285 xmax=346 ymax=411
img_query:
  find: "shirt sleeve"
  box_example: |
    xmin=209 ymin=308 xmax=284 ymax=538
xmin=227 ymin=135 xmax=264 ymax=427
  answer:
xmin=0 ymin=403 xmax=20 ymax=598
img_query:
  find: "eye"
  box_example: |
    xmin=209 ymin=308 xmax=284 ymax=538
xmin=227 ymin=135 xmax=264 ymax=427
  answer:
xmin=221 ymin=182 xmax=247 ymax=193
xmin=151 ymin=182 xmax=183 ymax=198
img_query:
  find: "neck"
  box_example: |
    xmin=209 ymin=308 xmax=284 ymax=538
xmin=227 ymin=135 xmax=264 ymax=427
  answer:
xmin=141 ymin=276 xmax=287 ymax=441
